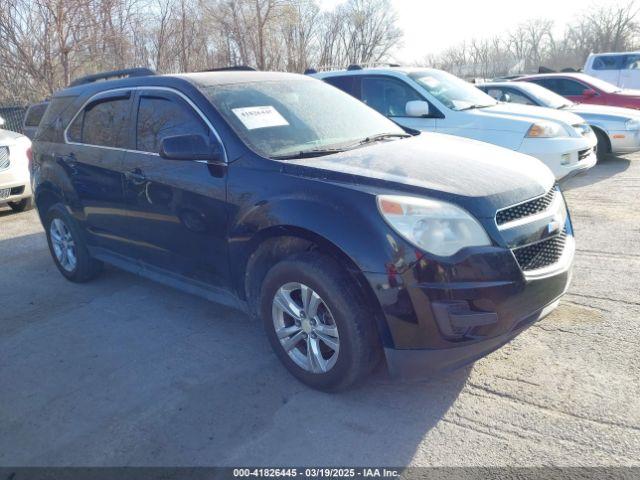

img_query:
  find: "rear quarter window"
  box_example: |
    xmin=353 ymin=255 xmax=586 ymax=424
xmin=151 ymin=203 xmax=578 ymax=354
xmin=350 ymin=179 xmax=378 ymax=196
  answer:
xmin=24 ymin=103 xmax=49 ymax=127
xmin=592 ymin=55 xmax=624 ymax=71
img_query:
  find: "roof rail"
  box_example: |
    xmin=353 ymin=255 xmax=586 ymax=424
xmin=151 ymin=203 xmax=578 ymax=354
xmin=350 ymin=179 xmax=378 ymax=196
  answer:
xmin=202 ymin=65 xmax=257 ymax=72
xmin=69 ymin=68 xmax=156 ymax=87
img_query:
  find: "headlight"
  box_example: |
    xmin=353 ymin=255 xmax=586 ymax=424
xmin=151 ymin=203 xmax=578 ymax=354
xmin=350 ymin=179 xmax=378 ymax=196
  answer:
xmin=377 ymin=195 xmax=491 ymax=257
xmin=526 ymin=121 xmax=565 ymax=138
xmin=625 ymin=118 xmax=640 ymax=130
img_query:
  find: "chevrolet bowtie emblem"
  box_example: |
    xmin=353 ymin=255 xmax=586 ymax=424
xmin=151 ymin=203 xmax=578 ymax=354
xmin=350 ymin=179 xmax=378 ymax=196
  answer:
xmin=547 ymin=215 xmax=562 ymax=235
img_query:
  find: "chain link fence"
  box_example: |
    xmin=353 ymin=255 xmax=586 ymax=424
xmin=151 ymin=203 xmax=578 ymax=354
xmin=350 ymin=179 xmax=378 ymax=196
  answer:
xmin=0 ymin=105 xmax=27 ymax=134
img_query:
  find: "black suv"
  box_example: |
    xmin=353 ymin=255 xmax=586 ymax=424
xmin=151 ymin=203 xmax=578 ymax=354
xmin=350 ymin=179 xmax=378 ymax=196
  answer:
xmin=32 ymin=68 xmax=574 ymax=390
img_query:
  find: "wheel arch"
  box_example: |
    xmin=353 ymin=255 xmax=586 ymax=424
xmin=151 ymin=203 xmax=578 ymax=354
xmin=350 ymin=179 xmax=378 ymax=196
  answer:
xmin=591 ymin=125 xmax=612 ymax=154
xmin=242 ymin=225 xmax=392 ymax=349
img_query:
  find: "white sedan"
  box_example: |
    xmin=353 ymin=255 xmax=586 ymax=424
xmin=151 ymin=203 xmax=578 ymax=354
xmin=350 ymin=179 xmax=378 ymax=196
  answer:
xmin=0 ymin=117 xmax=34 ymax=213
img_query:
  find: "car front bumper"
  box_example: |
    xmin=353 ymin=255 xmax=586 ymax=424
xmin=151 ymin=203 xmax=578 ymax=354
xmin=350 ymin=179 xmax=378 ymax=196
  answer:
xmin=0 ymin=163 xmax=32 ymax=204
xmin=364 ymin=221 xmax=574 ymax=378
xmin=519 ymin=134 xmax=598 ymax=180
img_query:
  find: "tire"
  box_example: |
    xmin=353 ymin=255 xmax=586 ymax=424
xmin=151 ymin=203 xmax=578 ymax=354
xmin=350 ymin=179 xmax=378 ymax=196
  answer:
xmin=594 ymin=129 xmax=610 ymax=163
xmin=8 ymin=196 xmax=35 ymax=212
xmin=260 ymin=252 xmax=380 ymax=391
xmin=44 ymin=203 xmax=103 ymax=282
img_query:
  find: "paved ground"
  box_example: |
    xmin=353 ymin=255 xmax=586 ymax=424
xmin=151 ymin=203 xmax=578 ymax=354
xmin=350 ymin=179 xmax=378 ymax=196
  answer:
xmin=1 ymin=154 xmax=639 ymax=467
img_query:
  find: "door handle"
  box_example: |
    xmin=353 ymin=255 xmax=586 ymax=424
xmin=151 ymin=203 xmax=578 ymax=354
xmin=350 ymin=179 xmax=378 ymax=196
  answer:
xmin=125 ymin=168 xmax=147 ymax=185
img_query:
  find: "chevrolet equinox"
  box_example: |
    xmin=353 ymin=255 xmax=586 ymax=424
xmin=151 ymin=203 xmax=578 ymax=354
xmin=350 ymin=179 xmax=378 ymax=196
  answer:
xmin=31 ymin=68 xmax=574 ymax=391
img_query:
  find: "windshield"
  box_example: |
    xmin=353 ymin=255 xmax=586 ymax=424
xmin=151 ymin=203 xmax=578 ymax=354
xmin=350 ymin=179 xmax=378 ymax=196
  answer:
xmin=202 ymin=79 xmax=406 ymax=158
xmin=518 ymin=82 xmax=573 ymax=108
xmin=410 ymin=70 xmax=497 ymax=111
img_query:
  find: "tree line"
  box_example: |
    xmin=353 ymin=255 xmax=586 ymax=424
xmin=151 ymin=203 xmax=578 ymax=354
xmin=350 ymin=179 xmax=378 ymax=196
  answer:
xmin=424 ymin=2 xmax=640 ymax=79
xmin=0 ymin=0 xmax=402 ymax=103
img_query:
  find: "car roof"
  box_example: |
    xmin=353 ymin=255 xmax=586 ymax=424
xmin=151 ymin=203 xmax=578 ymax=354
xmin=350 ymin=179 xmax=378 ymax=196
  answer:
xmin=315 ymin=66 xmax=435 ymax=77
xmin=55 ymin=71 xmax=309 ymax=98
xmin=518 ymin=72 xmax=593 ymax=82
xmin=590 ymin=51 xmax=639 ymax=56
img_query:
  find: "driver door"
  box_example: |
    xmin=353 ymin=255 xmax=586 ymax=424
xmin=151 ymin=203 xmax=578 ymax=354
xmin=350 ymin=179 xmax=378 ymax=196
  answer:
xmin=121 ymin=89 xmax=231 ymax=289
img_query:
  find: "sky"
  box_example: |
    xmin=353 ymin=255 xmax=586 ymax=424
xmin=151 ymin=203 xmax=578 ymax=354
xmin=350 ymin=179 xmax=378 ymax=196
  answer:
xmin=318 ymin=0 xmax=628 ymax=63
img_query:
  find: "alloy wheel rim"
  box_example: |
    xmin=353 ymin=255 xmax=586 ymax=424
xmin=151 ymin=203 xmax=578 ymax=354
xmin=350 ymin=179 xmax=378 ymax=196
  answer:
xmin=50 ymin=218 xmax=77 ymax=272
xmin=272 ymin=282 xmax=340 ymax=374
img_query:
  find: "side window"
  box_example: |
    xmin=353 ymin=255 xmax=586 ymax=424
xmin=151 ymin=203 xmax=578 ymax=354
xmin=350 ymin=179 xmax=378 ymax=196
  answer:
xmin=503 ymin=88 xmax=536 ymax=105
xmin=555 ymin=79 xmax=589 ymax=96
xmin=24 ymin=103 xmax=48 ymax=127
xmin=531 ymin=78 xmax=557 ymax=91
xmin=67 ymin=97 xmax=130 ymax=148
xmin=361 ymin=77 xmax=424 ymax=117
xmin=592 ymin=55 xmax=624 ymax=71
xmin=136 ymin=96 xmax=208 ymax=153
xmin=324 ymin=76 xmax=357 ymax=97
xmin=624 ymin=54 xmax=640 ymax=70
xmin=486 ymin=88 xmax=505 ymax=101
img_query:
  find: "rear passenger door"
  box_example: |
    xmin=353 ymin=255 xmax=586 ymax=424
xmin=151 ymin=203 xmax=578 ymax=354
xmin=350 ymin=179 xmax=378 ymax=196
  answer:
xmin=621 ymin=54 xmax=640 ymax=89
xmin=64 ymin=90 xmax=132 ymax=255
xmin=121 ymin=88 xmax=230 ymax=289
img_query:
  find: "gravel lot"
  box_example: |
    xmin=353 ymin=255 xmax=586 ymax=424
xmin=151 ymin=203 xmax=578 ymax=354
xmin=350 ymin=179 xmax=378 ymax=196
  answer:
xmin=1 ymin=154 xmax=638 ymax=467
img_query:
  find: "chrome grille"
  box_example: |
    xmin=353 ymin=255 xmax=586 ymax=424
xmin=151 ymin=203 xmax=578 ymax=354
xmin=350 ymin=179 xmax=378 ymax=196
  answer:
xmin=513 ymin=228 xmax=568 ymax=271
xmin=0 ymin=146 xmax=9 ymax=171
xmin=496 ymin=184 xmax=557 ymax=226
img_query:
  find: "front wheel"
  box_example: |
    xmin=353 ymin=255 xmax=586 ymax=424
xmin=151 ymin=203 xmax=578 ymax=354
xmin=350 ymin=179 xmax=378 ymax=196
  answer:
xmin=594 ymin=129 xmax=610 ymax=163
xmin=260 ymin=253 xmax=380 ymax=391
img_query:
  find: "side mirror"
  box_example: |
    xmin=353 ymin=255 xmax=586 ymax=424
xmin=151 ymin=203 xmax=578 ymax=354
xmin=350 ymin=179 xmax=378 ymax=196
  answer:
xmin=159 ymin=134 xmax=224 ymax=163
xmin=405 ymin=100 xmax=430 ymax=117
xmin=583 ymin=88 xmax=597 ymax=98
xmin=502 ymin=93 xmax=512 ymax=103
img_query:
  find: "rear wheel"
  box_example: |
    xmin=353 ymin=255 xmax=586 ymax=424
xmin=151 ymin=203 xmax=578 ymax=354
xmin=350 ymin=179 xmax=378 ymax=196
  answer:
xmin=45 ymin=204 xmax=103 ymax=282
xmin=8 ymin=197 xmax=34 ymax=212
xmin=594 ymin=129 xmax=610 ymax=163
xmin=260 ymin=252 xmax=380 ymax=391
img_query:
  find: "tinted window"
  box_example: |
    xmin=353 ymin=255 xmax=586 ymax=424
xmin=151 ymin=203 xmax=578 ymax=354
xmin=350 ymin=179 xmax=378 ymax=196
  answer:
xmin=592 ymin=55 xmax=624 ymax=71
xmin=136 ymin=96 xmax=208 ymax=153
xmin=324 ymin=76 xmax=357 ymax=97
xmin=68 ymin=97 xmax=130 ymax=148
xmin=361 ymin=77 xmax=423 ymax=116
xmin=24 ymin=103 xmax=48 ymax=127
xmin=532 ymin=78 xmax=587 ymax=96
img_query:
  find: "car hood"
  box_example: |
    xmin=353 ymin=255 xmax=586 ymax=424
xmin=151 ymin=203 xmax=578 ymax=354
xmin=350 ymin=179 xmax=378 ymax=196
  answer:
xmin=569 ymin=103 xmax=640 ymax=122
xmin=284 ymin=133 xmax=555 ymax=219
xmin=478 ymin=102 xmax=585 ymax=127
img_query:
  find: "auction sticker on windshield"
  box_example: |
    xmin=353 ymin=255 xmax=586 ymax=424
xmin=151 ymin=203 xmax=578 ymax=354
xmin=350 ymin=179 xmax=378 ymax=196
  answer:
xmin=232 ymin=106 xmax=289 ymax=130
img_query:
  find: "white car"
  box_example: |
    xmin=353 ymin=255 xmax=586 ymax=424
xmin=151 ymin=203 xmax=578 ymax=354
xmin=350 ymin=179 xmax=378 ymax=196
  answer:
xmin=584 ymin=52 xmax=640 ymax=89
xmin=0 ymin=117 xmax=34 ymax=213
xmin=479 ymin=81 xmax=640 ymax=160
xmin=314 ymin=67 xmax=598 ymax=180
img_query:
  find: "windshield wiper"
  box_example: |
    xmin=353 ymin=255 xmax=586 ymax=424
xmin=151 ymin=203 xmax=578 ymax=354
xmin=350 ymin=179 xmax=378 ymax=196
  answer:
xmin=456 ymin=103 xmax=493 ymax=111
xmin=271 ymin=148 xmax=345 ymax=160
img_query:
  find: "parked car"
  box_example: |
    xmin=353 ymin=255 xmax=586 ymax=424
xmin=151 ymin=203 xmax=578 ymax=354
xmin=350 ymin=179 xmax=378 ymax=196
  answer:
xmin=0 ymin=119 xmax=34 ymax=213
xmin=584 ymin=52 xmax=640 ymax=89
xmin=517 ymin=73 xmax=640 ymax=110
xmin=479 ymin=81 xmax=640 ymax=160
xmin=23 ymin=101 xmax=49 ymax=140
xmin=33 ymin=68 xmax=574 ymax=390
xmin=314 ymin=67 xmax=597 ymax=180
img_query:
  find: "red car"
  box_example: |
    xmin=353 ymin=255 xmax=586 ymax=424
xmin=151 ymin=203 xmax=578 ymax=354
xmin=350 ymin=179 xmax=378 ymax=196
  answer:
xmin=516 ymin=73 xmax=640 ymax=110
